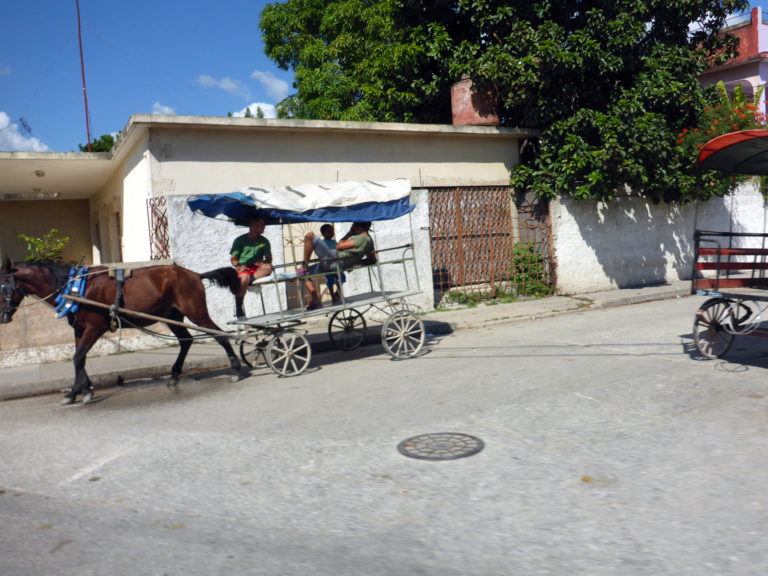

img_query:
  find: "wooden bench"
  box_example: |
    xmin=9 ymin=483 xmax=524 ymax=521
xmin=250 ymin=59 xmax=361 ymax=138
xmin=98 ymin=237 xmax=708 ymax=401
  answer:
xmin=692 ymin=231 xmax=768 ymax=292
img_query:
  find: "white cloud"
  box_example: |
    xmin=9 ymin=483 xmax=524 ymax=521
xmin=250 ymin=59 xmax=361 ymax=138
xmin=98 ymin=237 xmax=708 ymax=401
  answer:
xmin=198 ymin=74 xmax=251 ymax=100
xmin=0 ymin=112 xmax=49 ymax=152
xmin=152 ymin=101 xmax=175 ymax=115
xmin=250 ymin=70 xmax=290 ymax=101
xmin=232 ymin=102 xmax=277 ymax=118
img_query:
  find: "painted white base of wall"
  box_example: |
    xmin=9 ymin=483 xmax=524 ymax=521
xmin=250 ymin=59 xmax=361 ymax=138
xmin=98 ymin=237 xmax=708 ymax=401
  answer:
xmin=0 ymin=324 xmax=175 ymax=370
xmin=552 ymin=181 xmax=768 ymax=293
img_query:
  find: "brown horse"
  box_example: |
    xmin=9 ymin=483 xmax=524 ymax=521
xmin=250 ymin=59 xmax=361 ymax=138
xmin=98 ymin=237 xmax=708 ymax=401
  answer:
xmin=0 ymin=260 xmax=242 ymax=405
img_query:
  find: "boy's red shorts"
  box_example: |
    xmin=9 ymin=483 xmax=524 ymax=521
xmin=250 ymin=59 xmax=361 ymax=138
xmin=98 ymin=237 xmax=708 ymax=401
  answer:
xmin=237 ymin=263 xmax=264 ymax=277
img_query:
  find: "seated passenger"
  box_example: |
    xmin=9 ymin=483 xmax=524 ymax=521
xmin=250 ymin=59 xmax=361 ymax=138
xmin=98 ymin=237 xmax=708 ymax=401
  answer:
xmin=320 ymin=224 xmax=345 ymax=303
xmin=230 ymin=217 xmax=273 ymax=319
xmin=298 ymin=221 xmax=375 ymax=310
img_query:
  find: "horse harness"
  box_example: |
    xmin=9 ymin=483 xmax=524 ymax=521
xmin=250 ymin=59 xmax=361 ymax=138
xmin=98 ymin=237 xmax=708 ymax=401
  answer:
xmin=0 ymin=265 xmax=126 ymax=328
xmin=56 ymin=265 xmax=126 ymax=331
xmin=110 ymin=268 xmax=125 ymax=330
xmin=0 ymin=272 xmax=18 ymax=323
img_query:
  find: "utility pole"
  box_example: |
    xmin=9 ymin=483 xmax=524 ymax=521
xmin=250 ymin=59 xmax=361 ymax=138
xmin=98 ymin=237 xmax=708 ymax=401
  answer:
xmin=75 ymin=0 xmax=92 ymax=152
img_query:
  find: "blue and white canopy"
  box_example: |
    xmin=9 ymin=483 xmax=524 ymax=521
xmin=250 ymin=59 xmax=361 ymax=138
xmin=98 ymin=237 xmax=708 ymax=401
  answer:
xmin=188 ymin=178 xmax=413 ymax=224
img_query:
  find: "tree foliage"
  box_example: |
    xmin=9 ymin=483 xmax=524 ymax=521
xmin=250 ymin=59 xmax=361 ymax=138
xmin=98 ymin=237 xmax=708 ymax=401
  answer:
xmin=677 ymin=81 xmax=767 ymax=199
xmin=18 ymin=229 xmax=69 ymax=263
xmin=260 ymin=0 xmax=456 ymax=122
xmin=261 ymin=0 xmax=752 ymax=203
xmin=78 ymin=133 xmax=115 ymax=153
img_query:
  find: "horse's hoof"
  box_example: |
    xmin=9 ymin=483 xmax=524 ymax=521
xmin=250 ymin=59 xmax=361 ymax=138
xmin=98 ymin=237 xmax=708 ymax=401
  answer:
xmin=167 ymin=377 xmax=180 ymax=391
xmin=60 ymin=396 xmax=76 ymax=406
xmin=82 ymin=391 xmax=94 ymax=404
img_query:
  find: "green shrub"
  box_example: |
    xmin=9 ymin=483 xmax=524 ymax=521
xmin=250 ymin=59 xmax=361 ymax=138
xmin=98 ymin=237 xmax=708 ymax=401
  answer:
xmin=511 ymin=242 xmax=550 ymax=297
xmin=446 ymin=290 xmax=485 ymax=307
xmin=18 ymin=229 xmax=69 ymax=263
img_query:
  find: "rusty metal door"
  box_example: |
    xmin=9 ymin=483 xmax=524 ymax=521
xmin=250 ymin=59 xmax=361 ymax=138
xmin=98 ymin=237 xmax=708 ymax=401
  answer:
xmin=428 ymin=187 xmax=552 ymax=303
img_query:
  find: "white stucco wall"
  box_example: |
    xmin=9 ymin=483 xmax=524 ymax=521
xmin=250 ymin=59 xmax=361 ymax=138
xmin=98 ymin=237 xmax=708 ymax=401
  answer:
xmin=121 ymin=148 xmax=152 ymax=261
xmin=89 ymin=134 xmax=151 ymax=264
xmin=166 ymin=188 xmax=433 ymax=329
xmin=552 ymin=181 xmax=768 ymax=293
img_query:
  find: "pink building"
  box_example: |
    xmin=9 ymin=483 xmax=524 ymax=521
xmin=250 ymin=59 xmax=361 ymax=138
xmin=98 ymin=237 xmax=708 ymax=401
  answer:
xmin=699 ymin=6 xmax=768 ymax=110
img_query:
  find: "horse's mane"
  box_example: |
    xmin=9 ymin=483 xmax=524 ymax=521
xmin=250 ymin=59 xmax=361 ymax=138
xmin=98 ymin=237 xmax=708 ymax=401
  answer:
xmin=16 ymin=261 xmax=71 ymax=289
xmin=199 ymin=267 xmax=239 ymax=295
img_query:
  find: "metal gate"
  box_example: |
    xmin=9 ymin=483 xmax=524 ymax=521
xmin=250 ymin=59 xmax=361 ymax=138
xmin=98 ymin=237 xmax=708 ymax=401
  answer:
xmin=428 ymin=186 xmax=553 ymax=305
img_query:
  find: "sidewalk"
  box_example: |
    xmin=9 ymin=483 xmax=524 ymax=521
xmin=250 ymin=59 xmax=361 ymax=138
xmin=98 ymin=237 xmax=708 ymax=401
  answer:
xmin=0 ymin=280 xmax=692 ymax=401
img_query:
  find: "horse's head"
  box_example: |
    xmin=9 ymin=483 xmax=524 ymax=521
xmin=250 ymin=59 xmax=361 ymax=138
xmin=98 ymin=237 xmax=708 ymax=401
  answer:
xmin=0 ymin=258 xmax=22 ymax=324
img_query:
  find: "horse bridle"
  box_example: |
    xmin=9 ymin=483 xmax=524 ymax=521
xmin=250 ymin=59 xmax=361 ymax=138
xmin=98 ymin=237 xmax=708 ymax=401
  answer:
xmin=0 ymin=272 xmax=19 ymax=323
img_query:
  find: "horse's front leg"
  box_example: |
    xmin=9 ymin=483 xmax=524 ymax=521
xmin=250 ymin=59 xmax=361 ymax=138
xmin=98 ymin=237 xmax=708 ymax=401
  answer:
xmin=62 ymin=336 xmax=99 ymax=405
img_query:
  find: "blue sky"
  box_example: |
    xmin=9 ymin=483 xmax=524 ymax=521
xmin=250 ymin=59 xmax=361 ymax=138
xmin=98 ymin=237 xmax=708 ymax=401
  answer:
xmin=0 ymin=1 xmax=292 ymax=152
xmin=2 ymin=2 xmax=768 ymax=153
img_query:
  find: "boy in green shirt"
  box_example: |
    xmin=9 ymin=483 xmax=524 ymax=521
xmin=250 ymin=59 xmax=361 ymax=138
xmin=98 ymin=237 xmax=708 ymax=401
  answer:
xmin=230 ymin=217 xmax=272 ymax=319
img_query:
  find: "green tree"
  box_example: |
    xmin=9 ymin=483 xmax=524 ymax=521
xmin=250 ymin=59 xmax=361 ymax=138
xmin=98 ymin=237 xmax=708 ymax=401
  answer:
xmin=475 ymin=1 xmax=750 ymax=203
xmin=260 ymin=0 xmax=749 ymax=203
xmin=676 ymin=81 xmax=767 ymax=199
xmin=18 ymin=229 xmax=69 ymax=263
xmin=260 ymin=0 xmax=456 ymax=122
xmin=78 ymin=133 xmax=115 ymax=152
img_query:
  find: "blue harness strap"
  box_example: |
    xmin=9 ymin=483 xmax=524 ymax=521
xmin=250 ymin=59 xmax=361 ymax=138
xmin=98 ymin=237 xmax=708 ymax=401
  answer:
xmin=54 ymin=266 xmax=75 ymax=312
xmin=56 ymin=266 xmax=88 ymax=319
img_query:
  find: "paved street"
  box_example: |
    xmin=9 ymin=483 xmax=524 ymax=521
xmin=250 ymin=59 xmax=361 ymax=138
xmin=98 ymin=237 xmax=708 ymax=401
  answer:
xmin=1 ymin=295 xmax=768 ymax=576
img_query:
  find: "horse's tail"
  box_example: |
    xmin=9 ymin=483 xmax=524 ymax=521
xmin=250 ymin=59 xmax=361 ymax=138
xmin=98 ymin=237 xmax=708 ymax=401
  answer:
xmin=200 ymin=267 xmax=238 ymax=295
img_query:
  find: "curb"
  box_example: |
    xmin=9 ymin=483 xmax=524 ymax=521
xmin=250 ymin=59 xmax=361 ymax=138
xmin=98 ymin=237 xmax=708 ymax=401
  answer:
xmin=587 ymin=288 xmax=688 ymax=309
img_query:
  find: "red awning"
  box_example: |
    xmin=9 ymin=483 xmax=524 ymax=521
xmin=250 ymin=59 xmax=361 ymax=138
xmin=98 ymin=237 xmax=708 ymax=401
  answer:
xmin=696 ymin=129 xmax=768 ymax=175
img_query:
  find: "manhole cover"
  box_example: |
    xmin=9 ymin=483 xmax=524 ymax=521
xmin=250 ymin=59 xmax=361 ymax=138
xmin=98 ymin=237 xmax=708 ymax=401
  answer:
xmin=397 ymin=432 xmax=484 ymax=461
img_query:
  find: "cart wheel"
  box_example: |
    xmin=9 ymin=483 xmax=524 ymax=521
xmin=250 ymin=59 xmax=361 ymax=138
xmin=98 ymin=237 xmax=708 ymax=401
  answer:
xmin=328 ymin=309 xmax=367 ymax=351
xmin=381 ymin=310 xmax=425 ymax=359
xmin=693 ymin=298 xmax=736 ymax=359
xmin=726 ymin=299 xmax=758 ymax=335
xmin=266 ymin=330 xmax=312 ymax=376
xmin=239 ymin=337 xmax=268 ymax=368
xmin=383 ymin=299 xmax=409 ymax=314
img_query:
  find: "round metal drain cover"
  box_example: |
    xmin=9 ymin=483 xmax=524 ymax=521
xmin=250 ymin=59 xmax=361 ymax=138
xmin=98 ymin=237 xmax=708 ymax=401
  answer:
xmin=397 ymin=432 xmax=484 ymax=461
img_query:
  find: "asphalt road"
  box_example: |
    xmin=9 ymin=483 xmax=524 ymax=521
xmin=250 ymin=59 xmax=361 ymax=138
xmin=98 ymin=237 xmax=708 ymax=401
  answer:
xmin=1 ymin=295 xmax=767 ymax=576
